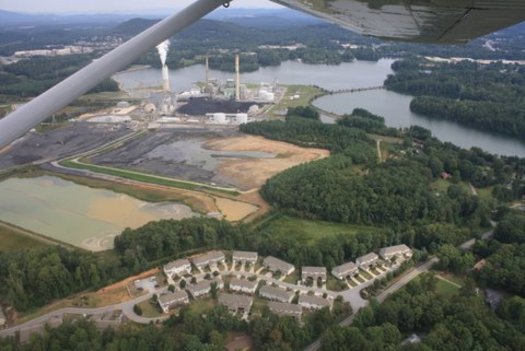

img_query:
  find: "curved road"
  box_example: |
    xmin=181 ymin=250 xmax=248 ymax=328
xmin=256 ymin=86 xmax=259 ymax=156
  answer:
xmin=0 ymin=289 xmax=169 ymax=338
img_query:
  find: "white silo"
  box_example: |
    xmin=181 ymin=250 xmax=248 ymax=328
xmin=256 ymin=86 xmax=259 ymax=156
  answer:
xmin=236 ymin=113 xmax=248 ymax=124
xmin=214 ymin=113 xmax=226 ymax=124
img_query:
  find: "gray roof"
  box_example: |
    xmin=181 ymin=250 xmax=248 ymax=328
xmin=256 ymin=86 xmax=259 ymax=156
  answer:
xmin=299 ymin=294 xmax=331 ymax=307
xmin=302 ymin=266 xmax=327 ymax=275
xmin=158 ymin=290 xmax=188 ymax=305
xmin=233 ymin=250 xmax=258 ymax=261
xmin=356 ymin=252 xmax=379 ymax=265
xmin=332 ymin=261 xmax=358 ymax=276
xmin=230 ymin=278 xmax=258 ymax=290
xmin=187 ymin=280 xmax=211 ymax=293
xmin=207 ymin=250 xmax=225 ymax=262
xmin=164 ymin=259 xmax=191 ymax=272
xmin=259 ymin=285 xmax=294 ymax=301
xmin=263 ymin=256 xmax=294 ymax=273
xmin=191 ymin=250 xmax=225 ymax=266
xmin=268 ymin=301 xmax=302 ymax=316
xmin=218 ymin=293 xmax=253 ymax=310
xmin=379 ymin=244 xmax=411 ymax=257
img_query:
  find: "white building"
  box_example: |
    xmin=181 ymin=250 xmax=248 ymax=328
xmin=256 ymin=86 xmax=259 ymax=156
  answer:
xmin=229 ymin=278 xmax=258 ymax=294
xmin=191 ymin=251 xmax=225 ymax=270
xmin=263 ymin=256 xmax=295 ymax=276
xmin=302 ymin=267 xmax=327 ymax=282
xmin=356 ymin=253 xmax=379 ymax=269
xmin=163 ymin=259 xmax=191 ymax=277
xmin=187 ymin=278 xmax=224 ymax=298
xmin=268 ymin=301 xmax=302 ymax=319
xmin=379 ymin=244 xmax=413 ymax=260
xmin=331 ymin=261 xmax=358 ymax=280
xmin=218 ymin=293 xmax=253 ymax=314
xmin=259 ymin=286 xmax=294 ymax=303
xmin=158 ymin=291 xmax=189 ymax=313
xmin=232 ymin=251 xmax=258 ymax=265
xmin=298 ymin=295 xmax=331 ymax=310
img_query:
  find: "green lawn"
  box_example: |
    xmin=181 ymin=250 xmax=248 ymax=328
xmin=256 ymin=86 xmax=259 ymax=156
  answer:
xmin=435 ymin=278 xmax=461 ymax=298
xmin=261 ymin=215 xmax=378 ymax=245
xmin=431 ymin=179 xmax=472 ymax=196
xmin=189 ymin=298 xmax=216 ymax=315
xmin=268 ymin=85 xmax=325 ymax=118
xmin=283 ymin=270 xmax=300 ymax=284
xmin=0 ymin=222 xmax=50 ymax=251
xmin=137 ymin=300 xmax=163 ymax=318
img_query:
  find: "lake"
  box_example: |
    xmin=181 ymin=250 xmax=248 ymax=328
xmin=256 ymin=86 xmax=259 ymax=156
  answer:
xmin=314 ymin=89 xmax=525 ymax=157
xmin=0 ymin=176 xmax=197 ymax=251
xmin=114 ymin=59 xmax=525 ymax=157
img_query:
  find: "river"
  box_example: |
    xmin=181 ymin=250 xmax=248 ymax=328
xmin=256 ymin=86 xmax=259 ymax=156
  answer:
xmin=114 ymin=60 xmax=525 ymax=157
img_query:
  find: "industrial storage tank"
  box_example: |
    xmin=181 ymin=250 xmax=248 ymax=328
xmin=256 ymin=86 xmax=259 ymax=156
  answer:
xmin=213 ymin=113 xmax=226 ymax=124
xmin=236 ymin=113 xmax=248 ymax=124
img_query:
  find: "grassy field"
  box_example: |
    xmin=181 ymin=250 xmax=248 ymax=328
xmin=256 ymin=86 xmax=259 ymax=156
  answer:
xmin=0 ymin=222 xmax=51 ymax=251
xmin=260 ymin=215 xmax=378 ymax=244
xmin=137 ymin=300 xmax=163 ymax=318
xmin=268 ymin=85 xmax=325 ymax=118
xmin=435 ymin=278 xmax=461 ymax=297
xmin=60 ymin=159 xmax=240 ymax=196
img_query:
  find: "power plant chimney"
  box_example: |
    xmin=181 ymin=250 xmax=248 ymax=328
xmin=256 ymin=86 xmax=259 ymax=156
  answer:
xmin=235 ymin=54 xmax=240 ymax=101
xmin=205 ymin=55 xmax=209 ymax=83
xmin=162 ymin=64 xmax=170 ymax=92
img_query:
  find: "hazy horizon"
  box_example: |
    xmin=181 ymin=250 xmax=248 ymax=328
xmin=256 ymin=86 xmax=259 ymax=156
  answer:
xmin=0 ymin=0 xmax=283 ymax=14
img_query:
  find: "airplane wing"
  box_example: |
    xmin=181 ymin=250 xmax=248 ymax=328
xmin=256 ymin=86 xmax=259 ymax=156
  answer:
xmin=271 ymin=0 xmax=525 ymax=43
xmin=1 ymin=0 xmax=525 ymax=148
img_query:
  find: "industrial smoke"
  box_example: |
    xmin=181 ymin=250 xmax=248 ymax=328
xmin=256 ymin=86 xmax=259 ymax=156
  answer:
xmin=156 ymin=40 xmax=170 ymax=66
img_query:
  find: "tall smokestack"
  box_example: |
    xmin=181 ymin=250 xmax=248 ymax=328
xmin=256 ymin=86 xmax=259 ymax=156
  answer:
xmin=162 ymin=64 xmax=170 ymax=92
xmin=235 ymin=54 xmax=240 ymax=101
xmin=205 ymin=55 xmax=209 ymax=83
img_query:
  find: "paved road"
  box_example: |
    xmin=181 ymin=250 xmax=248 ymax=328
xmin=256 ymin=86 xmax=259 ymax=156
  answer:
xmin=0 ymin=289 xmax=168 ymax=338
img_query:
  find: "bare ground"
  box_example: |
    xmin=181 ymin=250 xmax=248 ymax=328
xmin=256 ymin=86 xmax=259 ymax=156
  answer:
xmin=205 ymin=135 xmax=330 ymax=190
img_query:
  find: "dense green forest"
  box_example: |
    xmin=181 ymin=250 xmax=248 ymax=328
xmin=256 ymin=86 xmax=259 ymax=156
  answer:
xmin=240 ymin=111 xmax=524 ymax=226
xmin=0 ymin=55 xmax=119 ymax=98
xmin=321 ymin=274 xmax=525 ymax=350
xmin=385 ymin=58 xmax=525 ymax=139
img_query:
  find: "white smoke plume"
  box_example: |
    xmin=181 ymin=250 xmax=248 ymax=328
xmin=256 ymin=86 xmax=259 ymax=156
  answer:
xmin=156 ymin=40 xmax=170 ymax=66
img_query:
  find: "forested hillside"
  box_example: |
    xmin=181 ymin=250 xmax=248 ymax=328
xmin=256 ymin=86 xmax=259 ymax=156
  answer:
xmin=240 ymin=110 xmax=525 ymax=227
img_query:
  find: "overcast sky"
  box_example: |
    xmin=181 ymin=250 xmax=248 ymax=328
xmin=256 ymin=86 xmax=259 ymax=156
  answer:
xmin=0 ymin=0 xmax=283 ymax=14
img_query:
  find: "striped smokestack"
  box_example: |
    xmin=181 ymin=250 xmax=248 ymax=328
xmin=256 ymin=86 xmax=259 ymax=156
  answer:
xmin=235 ymin=54 xmax=240 ymax=101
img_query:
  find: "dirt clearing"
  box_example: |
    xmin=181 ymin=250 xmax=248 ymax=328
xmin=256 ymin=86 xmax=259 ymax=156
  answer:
xmin=205 ymin=135 xmax=329 ymax=190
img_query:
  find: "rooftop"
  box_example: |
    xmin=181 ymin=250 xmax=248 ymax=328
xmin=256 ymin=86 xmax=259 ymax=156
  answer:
xmin=233 ymin=250 xmax=258 ymax=260
xmin=332 ymin=261 xmax=358 ymax=274
xmin=356 ymin=252 xmax=379 ymax=264
xmin=302 ymin=266 xmax=327 ymax=275
xmin=299 ymin=294 xmax=331 ymax=307
xmin=218 ymin=293 xmax=253 ymax=310
xmin=164 ymin=258 xmax=191 ymax=271
xmin=379 ymin=244 xmax=411 ymax=256
xmin=268 ymin=301 xmax=302 ymax=315
xmin=263 ymin=256 xmax=294 ymax=272
xmin=230 ymin=278 xmax=258 ymax=290
xmin=259 ymin=285 xmax=294 ymax=301
xmin=158 ymin=290 xmax=188 ymax=305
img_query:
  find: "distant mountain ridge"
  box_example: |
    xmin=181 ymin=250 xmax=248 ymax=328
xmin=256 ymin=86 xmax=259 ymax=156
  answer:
xmin=0 ymin=8 xmax=321 ymax=27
